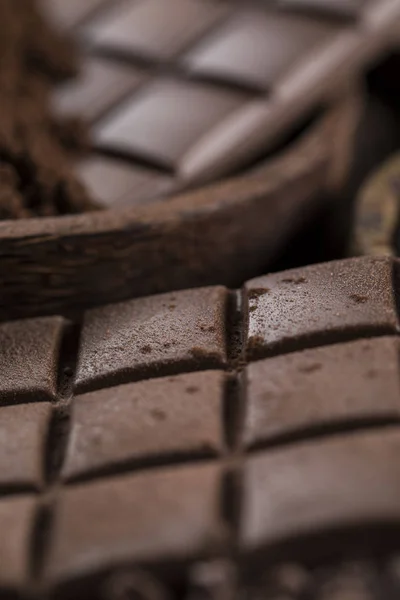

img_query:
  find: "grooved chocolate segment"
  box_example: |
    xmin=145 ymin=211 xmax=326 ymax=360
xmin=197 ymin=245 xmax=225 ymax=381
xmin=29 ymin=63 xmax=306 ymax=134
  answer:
xmin=52 ymin=57 xmax=144 ymax=123
xmin=244 ymin=337 xmax=400 ymax=447
xmin=185 ymin=10 xmax=338 ymax=91
xmin=48 ymin=463 xmax=222 ymax=582
xmin=245 ymin=257 xmax=399 ymax=359
xmin=0 ymin=403 xmax=52 ymax=490
xmin=94 ymin=78 xmax=251 ymax=172
xmin=0 ymin=317 xmax=65 ymax=403
xmin=75 ymin=287 xmax=227 ymax=393
xmin=0 ymin=496 xmax=36 ymax=592
xmin=76 ymin=156 xmax=173 ymax=207
xmin=83 ymin=0 xmax=230 ymax=61
xmin=63 ymin=371 xmax=225 ymax=481
xmin=242 ymin=429 xmax=400 ymax=550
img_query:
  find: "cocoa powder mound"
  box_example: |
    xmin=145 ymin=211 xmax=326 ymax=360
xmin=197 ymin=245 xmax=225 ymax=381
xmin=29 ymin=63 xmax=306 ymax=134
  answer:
xmin=0 ymin=0 xmax=97 ymax=219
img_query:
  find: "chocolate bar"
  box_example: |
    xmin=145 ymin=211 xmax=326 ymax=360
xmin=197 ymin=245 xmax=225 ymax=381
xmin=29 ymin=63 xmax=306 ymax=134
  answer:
xmin=44 ymin=0 xmax=400 ymax=206
xmin=1 ymin=256 xmax=400 ymax=598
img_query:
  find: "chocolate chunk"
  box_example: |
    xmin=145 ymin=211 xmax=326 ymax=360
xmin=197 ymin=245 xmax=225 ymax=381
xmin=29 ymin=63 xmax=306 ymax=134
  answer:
xmin=76 ymin=155 xmax=174 ymax=207
xmin=241 ymin=429 xmax=400 ymax=550
xmin=0 ymin=316 xmax=65 ymax=403
xmin=52 ymin=57 xmax=145 ymax=123
xmin=94 ymin=78 xmax=251 ymax=173
xmin=75 ymin=286 xmax=227 ymax=393
xmin=47 ymin=463 xmax=223 ymax=583
xmin=243 ymin=336 xmax=400 ymax=448
xmin=0 ymin=403 xmax=51 ymax=490
xmin=63 ymin=371 xmax=225 ymax=481
xmin=0 ymin=495 xmax=37 ymax=593
xmin=184 ymin=9 xmax=338 ymax=91
xmin=245 ymin=257 xmax=399 ymax=359
xmin=82 ymin=0 xmax=230 ymax=61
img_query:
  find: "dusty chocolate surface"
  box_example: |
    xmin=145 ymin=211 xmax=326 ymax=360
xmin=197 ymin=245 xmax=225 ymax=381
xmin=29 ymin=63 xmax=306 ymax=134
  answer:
xmin=0 ymin=0 xmax=96 ymax=219
xmin=1 ymin=257 xmax=400 ymax=598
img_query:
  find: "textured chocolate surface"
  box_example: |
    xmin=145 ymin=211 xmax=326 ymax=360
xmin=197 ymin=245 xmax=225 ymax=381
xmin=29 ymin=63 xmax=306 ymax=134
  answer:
xmin=242 ymin=429 xmax=400 ymax=550
xmin=1 ymin=258 xmax=400 ymax=598
xmin=48 ymin=463 xmax=223 ymax=583
xmin=0 ymin=316 xmax=65 ymax=403
xmin=75 ymin=286 xmax=228 ymax=393
xmin=245 ymin=256 xmax=398 ymax=358
xmin=0 ymin=403 xmax=52 ymax=491
xmin=63 ymin=371 xmax=225 ymax=481
xmin=0 ymin=496 xmax=37 ymax=593
xmin=243 ymin=336 xmax=400 ymax=448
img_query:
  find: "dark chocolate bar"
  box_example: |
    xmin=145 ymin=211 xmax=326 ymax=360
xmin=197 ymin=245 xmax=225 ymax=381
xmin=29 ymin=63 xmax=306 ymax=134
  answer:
xmin=1 ymin=256 xmax=400 ymax=598
xmin=43 ymin=0 xmax=400 ymax=206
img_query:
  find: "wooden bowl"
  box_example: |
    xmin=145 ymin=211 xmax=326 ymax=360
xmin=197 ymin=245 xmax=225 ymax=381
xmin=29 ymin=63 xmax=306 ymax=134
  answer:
xmin=0 ymin=90 xmax=361 ymax=320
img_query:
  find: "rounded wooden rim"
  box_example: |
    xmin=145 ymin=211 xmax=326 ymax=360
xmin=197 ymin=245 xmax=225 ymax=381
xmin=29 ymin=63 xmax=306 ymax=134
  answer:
xmin=0 ymin=91 xmax=361 ymax=320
